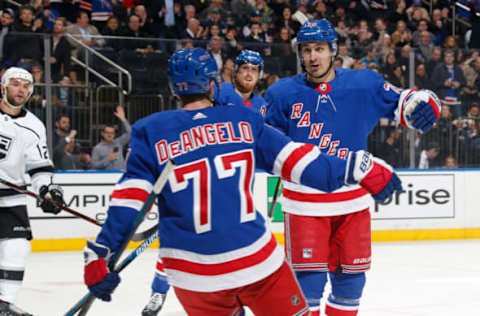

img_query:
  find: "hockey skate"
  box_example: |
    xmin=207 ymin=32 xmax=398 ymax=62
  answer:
xmin=142 ymin=292 xmax=166 ymax=316
xmin=0 ymin=300 xmax=33 ymax=316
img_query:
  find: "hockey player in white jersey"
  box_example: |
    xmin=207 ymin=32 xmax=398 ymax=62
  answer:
xmin=0 ymin=67 xmax=65 ymax=316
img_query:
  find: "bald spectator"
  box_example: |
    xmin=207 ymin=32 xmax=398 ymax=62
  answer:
xmin=181 ymin=18 xmax=203 ymax=40
xmin=120 ymin=14 xmax=150 ymax=51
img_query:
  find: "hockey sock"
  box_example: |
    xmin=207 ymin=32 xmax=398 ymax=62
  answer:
xmin=325 ymin=272 xmax=365 ymax=316
xmin=0 ymin=238 xmax=30 ymax=303
xmin=295 ymin=271 xmax=327 ymax=315
xmin=151 ymin=257 xmax=170 ymax=293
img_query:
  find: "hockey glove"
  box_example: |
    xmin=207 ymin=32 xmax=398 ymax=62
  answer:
xmin=39 ymin=184 xmax=65 ymax=214
xmin=83 ymin=240 xmax=120 ymax=302
xmin=345 ymin=151 xmax=403 ymax=202
xmin=397 ymin=89 xmax=441 ymax=133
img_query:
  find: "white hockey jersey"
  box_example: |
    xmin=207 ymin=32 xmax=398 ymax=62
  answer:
xmin=0 ymin=109 xmax=54 ymax=207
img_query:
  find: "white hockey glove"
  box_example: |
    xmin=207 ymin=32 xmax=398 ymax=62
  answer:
xmin=396 ymin=89 xmax=441 ymax=133
xmin=345 ymin=151 xmax=403 ymax=202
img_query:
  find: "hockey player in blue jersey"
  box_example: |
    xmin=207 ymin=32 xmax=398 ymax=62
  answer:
xmin=142 ymin=49 xmax=269 ymax=316
xmin=82 ymin=47 xmax=402 ymax=315
xmin=265 ymin=19 xmax=441 ymax=316
xmin=217 ymin=50 xmax=268 ymax=116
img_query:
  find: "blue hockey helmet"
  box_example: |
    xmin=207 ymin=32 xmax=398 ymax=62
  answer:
xmin=168 ymin=48 xmax=219 ymax=96
xmin=296 ymin=19 xmax=338 ymax=56
xmin=234 ymin=49 xmax=264 ymax=78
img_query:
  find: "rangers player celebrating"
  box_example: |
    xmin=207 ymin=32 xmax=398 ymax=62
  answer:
xmin=142 ymin=49 xmax=268 ymax=316
xmin=265 ymin=19 xmax=441 ymax=316
xmin=217 ymin=49 xmax=268 ymax=116
xmin=82 ymin=48 xmax=402 ymax=315
xmin=0 ymin=67 xmax=65 ymax=316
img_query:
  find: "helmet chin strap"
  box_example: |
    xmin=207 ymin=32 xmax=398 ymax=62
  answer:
xmin=3 ymin=95 xmax=25 ymax=110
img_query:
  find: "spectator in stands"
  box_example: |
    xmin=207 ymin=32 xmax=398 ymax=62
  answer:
xmin=208 ymin=35 xmax=226 ymax=71
xmin=432 ymin=50 xmax=466 ymax=117
xmin=252 ymin=0 xmax=274 ymax=24
xmin=373 ymin=17 xmax=388 ymax=49
xmin=273 ymin=6 xmax=301 ymax=37
xmin=220 ymin=58 xmax=234 ymax=83
xmin=426 ymin=46 xmax=442 ymax=75
xmin=338 ymin=42 xmax=355 ymax=69
xmin=224 ymin=27 xmax=242 ymax=59
xmin=414 ymin=63 xmax=431 ymax=90
xmin=416 ymin=30 xmax=434 ymax=64
xmin=311 ymin=1 xmax=329 ymax=20
xmin=53 ymin=114 xmax=91 ymax=170
xmin=66 ymin=10 xmax=105 ymax=58
xmin=443 ymin=155 xmax=458 ymax=168
xmin=443 ymin=35 xmax=458 ymax=50
xmin=335 ymin=20 xmax=352 ymax=48
xmin=120 ymin=14 xmax=150 ymax=51
xmin=378 ymin=126 xmax=404 ymax=168
xmin=406 ymin=0 xmax=430 ymax=22
xmin=423 ymin=104 xmax=457 ymax=165
xmin=179 ymin=4 xmax=196 ymax=31
xmin=388 ymin=0 xmax=408 ymax=32
xmin=418 ymin=141 xmax=441 ymax=169
xmin=360 ymin=45 xmax=380 ymax=68
xmin=461 ymin=54 xmax=480 ymax=105
xmin=199 ymin=0 xmax=227 ymax=20
xmin=102 ymin=15 xmax=122 ymax=51
xmin=181 ymin=18 xmax=203 ymax=40
xmin=91 ymin=105 xmax=131 ymax=170
xmin=242 ymin=10 xmax=262 ymax=38
xmin=430 ymin=8 xmax=447 ymax=46
xmin=0 ymin=8 xmax=14 ymax=64
xmin=412 ymin=19 xmax=432 ymax=47
xmin=134 ymin=5 xmax=153 ymax=36
xmin=397 ymin=44 xmax=412 ymax=79
xmin=152 ymin=0 xmax=181 ymax=54
xmin=5 ymin=5 xmax=43 ymax=71
xmin=50 ymin=17 xmax=71 ymax=83
xmin=391 ymin=19 xmax=412 ymax=47
xmin=273 ymin=26 xmax=296 ymax=75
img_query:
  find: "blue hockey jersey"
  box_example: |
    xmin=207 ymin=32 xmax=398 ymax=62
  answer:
xmin=217 ymin=82 xmax=268 ymax=116
xmin=97 ymin=105 xmax=351 ymax=292
xmin=265 ymin=68 xmax=403 ymax=216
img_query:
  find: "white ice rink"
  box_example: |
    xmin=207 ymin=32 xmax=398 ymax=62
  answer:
xmin=17 ymin=239 xmax=480 ymax=316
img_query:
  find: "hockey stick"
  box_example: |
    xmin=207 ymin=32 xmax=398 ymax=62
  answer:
xmin=0 ymin=178 xmax=102 ymax=227
xmin=64 ymin=228 xmax=159 ymax=316
xmin=65 ymin=160 xmax=175 ymax=316
xmin=0 ymin=177 xmax=152 ymax=242
xmin=268 ymin=177 xmax=282 ymax=218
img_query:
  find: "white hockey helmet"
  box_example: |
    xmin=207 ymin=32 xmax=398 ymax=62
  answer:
xmin=1 ymin=67 xmax=34 ymax=109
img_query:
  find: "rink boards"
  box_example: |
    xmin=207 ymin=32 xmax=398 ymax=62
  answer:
xmin=25 ymin=169 xmax=480 ymax=252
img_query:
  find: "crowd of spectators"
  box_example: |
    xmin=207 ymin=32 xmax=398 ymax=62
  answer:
xmin=1 ymin=0 xmax=480 ymax=170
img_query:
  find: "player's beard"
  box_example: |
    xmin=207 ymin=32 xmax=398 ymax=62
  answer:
xmin=235 ymin=77 xmax=256 ymax=94
xmin=6 ymin=94 xmax=26 ymax=108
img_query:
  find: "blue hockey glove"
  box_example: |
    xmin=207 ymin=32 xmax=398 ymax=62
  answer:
xmin=345 ymin=151 xmax=403 ymax=202
xmin=83 ymin=240 xmax=120 ymax=302
xmin=39 ymin=184 xmax=64 ymax=214
xmin=398 ymin=90 xmax=441 ymax=133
